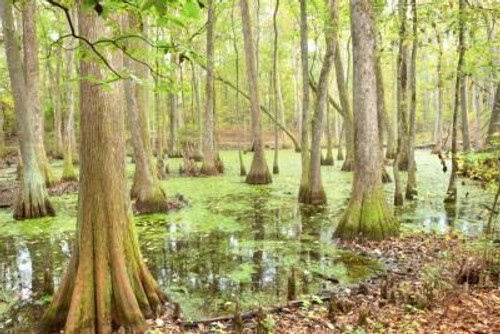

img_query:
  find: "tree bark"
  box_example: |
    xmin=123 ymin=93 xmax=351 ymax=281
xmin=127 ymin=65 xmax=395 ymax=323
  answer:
xmin=201 ymin=0 xmax=218 ymax=175
xmin=42 ymin=8 xmax=166 ymax=332
xmin=0 ymin=0 xmax=55 ymax=219
xmin=432 ymin=28 xmax=444 ymax=154
xmin=396 ymin=0 xmax=410 ymax=171
xmin=333 ymin=42 xmax=354 ymax=172
xmin=62 ymin=33 xmax=77 ymax=182
xmin=298 ymin=0 xmax=310 ymax=197
xmin=124 ymin=14 xmax=167 ymax=213
xmin=300 ymin=0 xmax=336 ymax=205
xmin=272 ymin=0 xmax=280 ymax=175
xmin=23 ymin=0 xmax=57 ymax=187
xmin=334 ymin=0 xmax=397 ymax=241
xmin=405 ymin=0 xmax=418 ymax=200
xmin=375 ymin=48 xmax=392 ymax=184
xmin=54 ymin=49 xmax=63 ymax=158
xmin=473 ymin=80 xmax=483 ymax=149
xmin=486 ymin=82 xmax=500 ymax=146
xmin=231 ymin=0 xmax=246 ymax=176
xmin=445 ymin=0 xmax=467 ymax=204
xmin=461 ymin=76 xmax=471 ymax=152
xmin=240 ymin=0 xmax=272 ymax=184
xmin=376 ymin=54 xmax=396 ymax=160
xmin=322 ymin=95 xmax=334 ymax=166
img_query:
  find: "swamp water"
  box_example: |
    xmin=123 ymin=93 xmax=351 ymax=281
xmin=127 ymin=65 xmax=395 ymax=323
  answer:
xmin=0 ymin=150 xmax=493 ymax=331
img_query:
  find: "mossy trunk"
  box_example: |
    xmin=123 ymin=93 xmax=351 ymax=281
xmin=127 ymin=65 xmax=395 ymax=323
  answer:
xmin=62 ymin=37 xmax=77 ymax=182
xmin=0 ymin=0 xmax=55 ymax=220
xmin=23 ymin=0 xmax=57 ymax=188
xmin=41 ymin=8 xmax=166 ymax=332
xmin=240 ymin=0 xmax=272 ymax=185
xmin=201 ymin=0 xmax=219 ymax=176
xmin=124 ymin=14 xmax=167 ymax=214
xmin=334 ymin=0 xmax=398 ymax=241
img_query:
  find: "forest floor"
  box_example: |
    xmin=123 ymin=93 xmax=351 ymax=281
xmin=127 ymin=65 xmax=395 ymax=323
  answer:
xmin=154 ymin=230 xmax=500 ymax=334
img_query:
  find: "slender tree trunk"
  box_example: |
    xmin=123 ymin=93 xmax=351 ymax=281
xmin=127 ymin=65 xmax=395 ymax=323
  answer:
xmin=272 ymin=0 xmax=280 ymax=175
xmin=334 ymin=0 xmax=397 ymax=241
xmin=42 ymin=9 xmax=165 ymax=332
xmin=396 ymin=0 xmax=410 ymax=171
xmin=240 ymin=0 xmax=272 ymax=184
xmin=393 ymin=0 xmax=408 ymax=206
xmin=323 ymin=95 xmax=334 ymax=165
xmin=405 ymin=0 xmax=418 ymax=200
xmin=473 ymin=80 xmax=483 ymax=149
xmin=276 ymin=70 xmax=286 ymax=143
xmin=124 ymin=14 xmax=167 ymax=213
xmin=376 ymin=53 xmax=396 ymax=160
xmin=445 ymin=0 xmax=467 ymax=204
xmin=337 ymin=122 xmax=345 ymax=160
xmin=201 ymin=0 xmax=218 ymax=175
xmin=333 ymin=42 xmax=354 ymax=171
xmin=230 ymin=0 xmax=246 ymax=176
xmin=461 ymin=76 xmax=471 ymax=152
xmin=168 ymin=54 xmax=179 ymax=157
xmin=298 ymin=0 xmax=310 ymax=196
xmin=62 ymin=35 xmax=77 ymax=182
xmin=486 ymin=82 xmax=500 ymax=146
xmin=54 ymin=50 xmax=63 ymax=158
xmin=375 ymin=47 xmax=392 ymax=183
xmin=23 ymin=0 xmax=57 ymax=187
xmin=0 ymin=0 xmax=54 ymax=219
xmin=294 ymin=51 xmax=302 ymax=140
xmin=301 ymin=0 xmax=336 ymax=205
xmin=432 ymin=30 xmax=444 ymax=154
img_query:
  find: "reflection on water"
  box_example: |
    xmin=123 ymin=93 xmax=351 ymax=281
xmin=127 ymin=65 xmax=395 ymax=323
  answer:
xmin=0 ymin=150 xmax=494 ymax=330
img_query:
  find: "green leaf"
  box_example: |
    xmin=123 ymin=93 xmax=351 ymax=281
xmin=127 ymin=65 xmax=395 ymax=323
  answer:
xmin=181 ymin=0 xmax=201 ymax=20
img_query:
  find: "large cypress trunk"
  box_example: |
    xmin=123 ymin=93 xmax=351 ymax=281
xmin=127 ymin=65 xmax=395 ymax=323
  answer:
xmin=201 ymin=0 xmax=218 ymax=175
xmin=42 ymin=9 xmax=165 ymax=332
xmin=301 ymin=0 xmax=336 ymax=205
xmin=240 ymin=0 xmax=272 ymax=184
xmin=22 ymin=0 xmax=57 ymax=187
xmin=334 ymin=0 xmax=398 ymax=241
xmin=0 ymin=0 xmax=55 ymax=220
xmin=124 ymin=14 xmax=167 ymax=213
